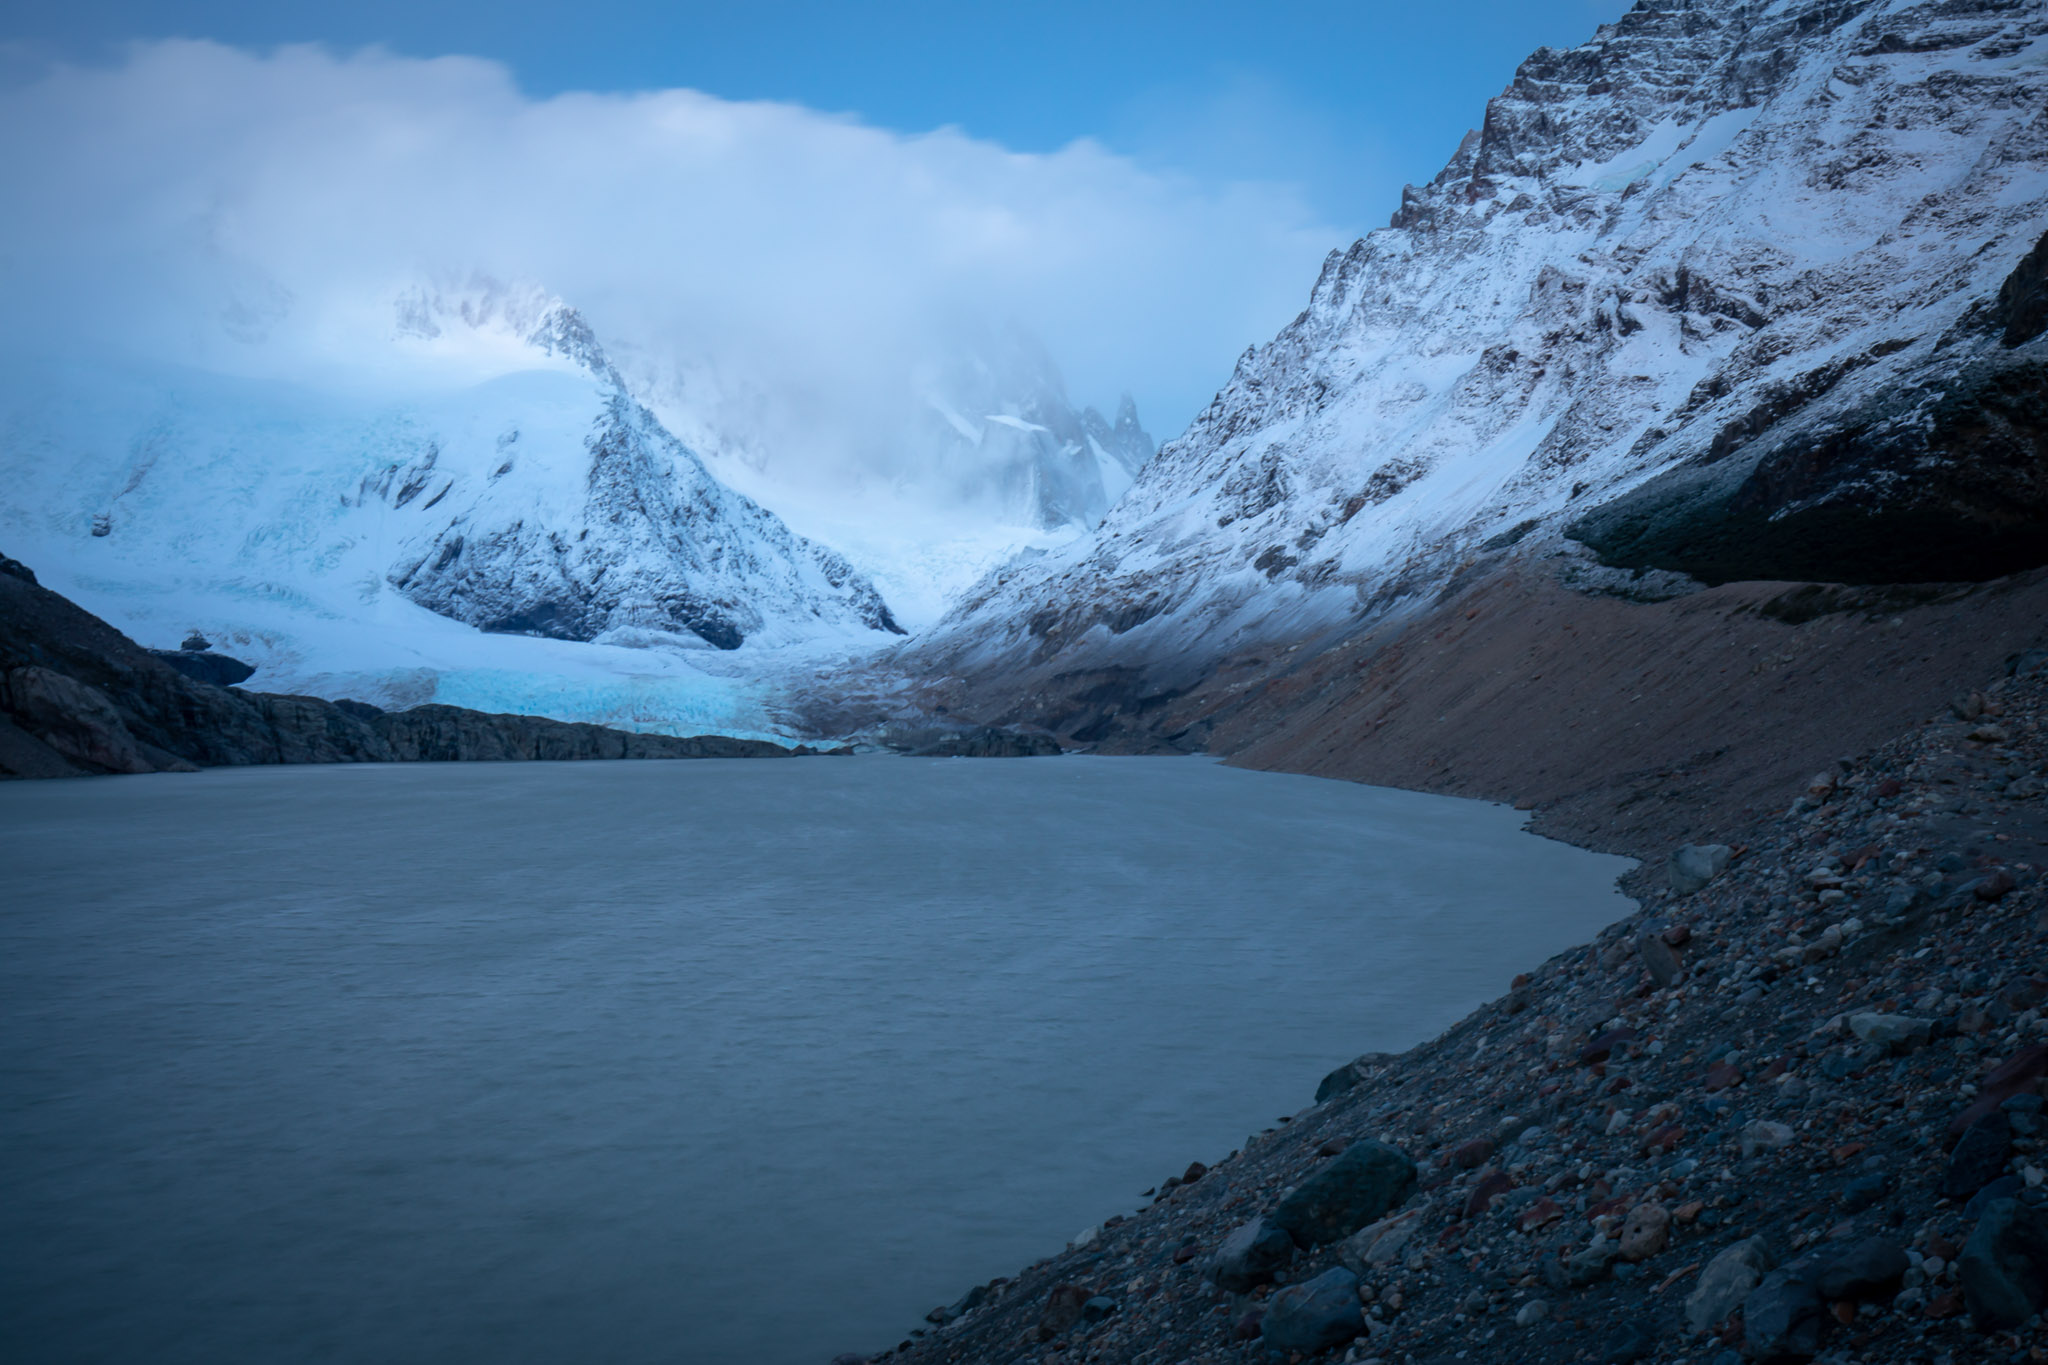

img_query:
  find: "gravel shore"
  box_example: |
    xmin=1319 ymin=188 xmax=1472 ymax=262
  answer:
xmin=850 ymin=650 xmax=2048 ymax=1365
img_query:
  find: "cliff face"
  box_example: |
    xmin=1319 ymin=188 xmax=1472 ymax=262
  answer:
xmin=907 ymin=0 xmax=2048 ymax=687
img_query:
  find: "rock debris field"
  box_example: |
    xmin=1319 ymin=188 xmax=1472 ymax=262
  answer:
xmin=851 ymin=650 xmax=2048 ymax=1365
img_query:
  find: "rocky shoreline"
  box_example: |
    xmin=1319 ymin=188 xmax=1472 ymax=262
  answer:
xmin=849 ymin=651 xmax=2048 ymax=1365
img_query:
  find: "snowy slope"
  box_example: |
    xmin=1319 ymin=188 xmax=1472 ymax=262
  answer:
xmin=910 ymin=0 xmax=2048 ymax=680
xmin=0 ymin=289 xmax=906 ymax=735
xmin=620 ymin=329 xmax=1156 ymax=630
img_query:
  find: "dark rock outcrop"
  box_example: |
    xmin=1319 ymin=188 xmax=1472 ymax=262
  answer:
xmin=148 ymin=648 xmax=257 ymax=687
xmin=0 ymin=554 xmax=798 ymax=778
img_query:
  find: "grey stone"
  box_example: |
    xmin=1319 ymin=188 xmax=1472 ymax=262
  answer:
xmin=1601 ymin=1319 xmax=1657 ymax=1364
xmin=1839 ymin=1171 xmax=1891 ymax=1213
xmin=1671 ymin=843 xmax=1735 ymax=894
xmin=1814 ymin=1237 xmax=1907 ymax=1300
xmin=1743 ymin=1269 xmax=1830 ymax=1361
xmin=1335 ymin=1207 xmax=1426 ymax=1273
xmin=1566 ymin=1235 xmax=1620 ymax=1286
xmin=1268 ymin=1139 xmax=1417 ymax=1247
xmin=1686 ymin=1237 xmax=1775 ymax=1333
xmin=1638 ymin=931 xmax=1683 ymax=988
xmin=1846 ymin=1013 xmax=1933 ymax=1050
xmin=1210 ymin=1216 xmax=1294 ymax=1292
xmin=1943 ymin=1112 xmax=2013 ymax=1202
xmin=1739 ymin=1120 xmax=1795 ymax=1157
xmin=1258 ymin=1267 xmax=1363 ymax=1355
xmin=1514 ymin=1299 xmax=1549 ymax=1327
xmin=1965 ymin=1174 xmax=2024 ymax=1220
xmin=1960 ymin=1197 xmax=2048 ymax=1331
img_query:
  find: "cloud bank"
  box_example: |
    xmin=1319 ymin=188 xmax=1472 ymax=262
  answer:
xmin=0 ymin=40 xmax=1343 ymax=449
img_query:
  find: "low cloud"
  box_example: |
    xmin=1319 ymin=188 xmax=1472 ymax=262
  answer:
xmin=0 ymin=40 xmax=1343 ymax=445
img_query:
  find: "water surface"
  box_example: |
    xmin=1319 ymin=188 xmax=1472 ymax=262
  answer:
xmin=0 ymin=757 xmax=1632 ymax=1364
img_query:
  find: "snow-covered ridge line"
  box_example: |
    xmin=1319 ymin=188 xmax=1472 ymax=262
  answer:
xmin=906 ymin=0 xmax=2048 ymax=682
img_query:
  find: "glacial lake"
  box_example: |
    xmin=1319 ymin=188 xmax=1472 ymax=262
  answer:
xmin=0 ymin=757 xmax=1633 ymax=1365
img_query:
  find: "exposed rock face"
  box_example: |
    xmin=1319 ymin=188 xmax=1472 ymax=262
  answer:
xmin=911 ymin=334 xmax=1156 ymax=533
xmin=898 ymin=0 xmax=2048 ymax=723
xmin=385 ymin=303 xmax=903 ymax=649
xmin=0 ymin=552 xmax=800 ymax=777
xmin=148 ymin=648 xmax=256 ymax=687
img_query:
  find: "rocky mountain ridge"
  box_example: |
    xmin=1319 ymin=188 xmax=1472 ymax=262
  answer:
xmin=901 ymin=0 xmax=2048 ymax=698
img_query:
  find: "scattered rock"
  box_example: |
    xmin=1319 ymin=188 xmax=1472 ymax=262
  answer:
xmin=1600 ymin=1318 xmax=1658 ymax=1364
xmin=1814 ymin=1237 xmax=1907 ymax=1301
xmin=1845 ymin=1012 xmax=1932 ymax=1050
xmin=1619 ymin=1202 xmax=1670 ymax=1261
xmin=1671 ymin=843 xmax=1735 ymax=894
xmin=1335 ymin=1207 xmax=1426 ymax=1273
xmin=1942 ymin=1112 xmax=2014 ymax=1202
xmin=1258 ymin=1266 xmax=1363 ymax=1354
xmin=1267 ymin=1139 xmax=1416 ymax=1247
xmin=1210 ymin=1217 xmax=1294 ymax=1291
xmin=1034 ymin=1284 xmax=1089 ymax=1341
xmin=1638 ymin=930 xmax=1683 ymax=987
xmin=1740 ymin=1120 xmax=1795 ymax=1158
xmin=1687 ymin=1238 xmax=1775 ymax=1333
xmin=1959 ymin=1197 xmax=2048 ymax=1331
xmin=1743 ymin=1269 xmax=1830 ymax=1361
xmin=1514 ymin=1298 xmax=1549 ymax=1327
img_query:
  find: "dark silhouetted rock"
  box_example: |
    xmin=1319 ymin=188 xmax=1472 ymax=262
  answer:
xmin=1743 ymin=1268 xmax=1830 ymax=1361
xmin=1814 ymin=1238 xmax=1907 ymax=1301
xmin=1961 ymin=1197 xmax=2048 ymax=1331
xmin=1268 ymin=1139 xmax=1417 ymax=1247
xmin=1943 ymin=1112 xmax=2013 ymax=1202
xmin=1210 ymin=1216 xmax=1294 ymax=1291
xmin=1259 ymin=1266 xmax=1362 ymax=1355
xmin=1687 ymin=1238 xmax=1774 ymax=1333
xmin=149 ymin=648 xmax=256 ymax=686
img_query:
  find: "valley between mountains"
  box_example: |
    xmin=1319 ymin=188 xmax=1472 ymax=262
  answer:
xmin=3 ymin=0 xmax=2048 ymax=1360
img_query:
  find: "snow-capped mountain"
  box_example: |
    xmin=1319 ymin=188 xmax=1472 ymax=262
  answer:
xmin=913 ymin=332 xmax=1156 ymax=533
xmin=616 ymin=328 xmax=1156 ymax=630
xmin=908 ymin=0 xmax=2048 ymax=683
xmin=0 ymin=281 xmax=905 ymax=734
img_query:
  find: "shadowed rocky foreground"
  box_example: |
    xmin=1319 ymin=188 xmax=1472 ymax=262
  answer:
xmin=852 ymin=652 xmax=2048 ymax=1364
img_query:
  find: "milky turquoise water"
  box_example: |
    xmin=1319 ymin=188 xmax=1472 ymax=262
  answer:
xmin=0 ymin=756 xmax=1632 ymax=1364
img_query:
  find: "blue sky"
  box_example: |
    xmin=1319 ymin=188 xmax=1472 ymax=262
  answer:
xmin=12 ymin=0 xmax=1629 ymax=236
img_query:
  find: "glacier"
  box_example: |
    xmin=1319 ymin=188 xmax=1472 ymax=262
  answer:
xmin=0 ymin=293 xmax=914 ymax=738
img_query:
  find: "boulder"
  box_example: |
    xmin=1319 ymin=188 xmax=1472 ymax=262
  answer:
xmin=1638 ymin=931 xmax=1683 ymax=988
xmin=1259 ymin=1267 xmax=1363 ymax=1355
xmin=1942 ymin=1112 xmax=2013 ymax=1202
xmin=1210 ymin=1216 xmax=1294 ymax=1292
xmin=1740 ymin=1120 xmax=1796 ymax=1158
xmin=1846 ymin=1013 xmax=1933 ymax=1050
xmin=1814 ymin=1237 xmax=1907 ymax=1301
xmin=1670 ymin=843 xmax=1735 ymax=894
xmin=1268 ymin=1139 xmax=1417 ymax=1247
xmin=1035 ymin=1284 xmax=1090 ymax=1341
xmin=1619 ymin=1202 xmax=1671 ymax=1261
xmin=1960 ymin=1197 xmax=2048 ymax=1331
xmin=1743 ymin=1269 xmax=1830 ymax=1361
xmin=1335 ymin=1207 xmax=1427 ymax=1273
xmin=1686 ymin=1237 xmax=1775 ymax=1333
xmin=148 ymin=647 xmax=256 ymax=687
